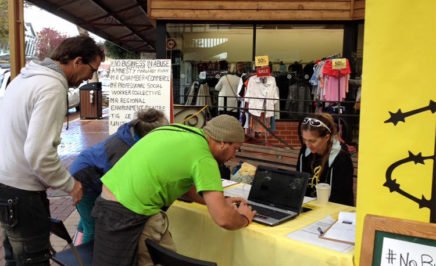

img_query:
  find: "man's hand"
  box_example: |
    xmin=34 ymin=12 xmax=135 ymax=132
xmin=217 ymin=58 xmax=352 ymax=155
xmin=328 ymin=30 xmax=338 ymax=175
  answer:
xmin=203 ymin=191 xmax=256 ymax=229
xmin=225 ymin=196 xmax=247 ymax=208
xmin=69 ymin=180 xmax=83 ymax=205
xmin=236 ymin=201 xmax=256 ymax=225
xmin=225 ymin=197 xmax=256 ymax=226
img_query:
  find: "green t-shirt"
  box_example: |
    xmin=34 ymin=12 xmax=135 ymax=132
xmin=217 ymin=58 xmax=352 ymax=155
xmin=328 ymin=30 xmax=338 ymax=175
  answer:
xmin=102 ymin=124 xmax=223 ymax=216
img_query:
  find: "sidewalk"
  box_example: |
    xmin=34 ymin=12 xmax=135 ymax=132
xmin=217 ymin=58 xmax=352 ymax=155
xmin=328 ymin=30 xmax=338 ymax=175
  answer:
xmin=50 ymin=109 xmax=109 ymax=251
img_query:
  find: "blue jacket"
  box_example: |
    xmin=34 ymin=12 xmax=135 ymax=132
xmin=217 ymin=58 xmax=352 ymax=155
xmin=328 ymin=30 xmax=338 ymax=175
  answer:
xmin=69 ymin=123 xmax=137 ymax=194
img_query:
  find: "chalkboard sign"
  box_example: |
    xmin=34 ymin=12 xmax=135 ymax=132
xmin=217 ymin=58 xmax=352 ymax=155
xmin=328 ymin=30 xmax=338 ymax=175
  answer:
xmin=360 ymin=214 xmax=436 ymax=266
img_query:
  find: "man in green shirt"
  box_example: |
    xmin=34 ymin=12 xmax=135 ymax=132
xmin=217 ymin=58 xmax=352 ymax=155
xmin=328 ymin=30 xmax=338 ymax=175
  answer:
xmin=92 ymin=115 xmax=256 ymax=266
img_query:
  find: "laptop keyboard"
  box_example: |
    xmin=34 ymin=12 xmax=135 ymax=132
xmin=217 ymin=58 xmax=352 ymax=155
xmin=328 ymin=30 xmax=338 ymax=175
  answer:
xmin=250 ymin=205 xmax=290 ymax=220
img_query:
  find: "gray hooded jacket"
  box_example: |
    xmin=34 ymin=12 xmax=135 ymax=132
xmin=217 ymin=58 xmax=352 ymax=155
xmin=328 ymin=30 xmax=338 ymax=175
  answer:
xmin=0 ymin=58 xmax=75 ymax=192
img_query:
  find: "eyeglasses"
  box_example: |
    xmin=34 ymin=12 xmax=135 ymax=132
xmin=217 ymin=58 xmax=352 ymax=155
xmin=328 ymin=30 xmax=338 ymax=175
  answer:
xmin=87 ymin=63 xmax=98 ymax=73
xmin=302 ymin=117 xmax=331 ymax=133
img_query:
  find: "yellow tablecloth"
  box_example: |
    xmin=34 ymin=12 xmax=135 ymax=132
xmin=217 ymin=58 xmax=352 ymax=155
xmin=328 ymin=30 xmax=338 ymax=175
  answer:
xmin=167 ymin=199 xmax=355 ymax=266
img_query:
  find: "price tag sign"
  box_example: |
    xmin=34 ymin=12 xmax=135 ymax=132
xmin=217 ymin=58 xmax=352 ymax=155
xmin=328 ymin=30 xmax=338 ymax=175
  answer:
xmin=255 ymin=56 xmax=269 ymax=67
xmin=256 ymin=66 xmax=270 ymax=77
xmin=332 ymin=58 xmax=347 ymax=70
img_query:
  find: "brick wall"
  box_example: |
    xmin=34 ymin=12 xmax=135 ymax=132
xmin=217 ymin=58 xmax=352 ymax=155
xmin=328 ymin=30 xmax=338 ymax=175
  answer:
xmin=246 ymin=120 xmax=301 ymax=148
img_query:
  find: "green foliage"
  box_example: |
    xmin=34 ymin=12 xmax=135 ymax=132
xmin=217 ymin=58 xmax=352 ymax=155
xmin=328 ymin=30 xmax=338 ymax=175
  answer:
xmin=104 ymin=41 xmax=139 ymax=59
xmin=0 ymin=0 xmax=34 ymax=49
xmin=0 ymin=0 xmax=8 ymax=44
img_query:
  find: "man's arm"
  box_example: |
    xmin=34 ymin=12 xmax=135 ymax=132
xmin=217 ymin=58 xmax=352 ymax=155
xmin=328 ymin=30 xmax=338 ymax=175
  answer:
xmin=180 ymin=186 xmax=246 ymax=206
xmin=181 ymin=186 xmax=205 ymax=204
xmin=202 ymin=190 xmax=256 ymax=230
xmin=25 ymin=88 xmax=75 ymax=192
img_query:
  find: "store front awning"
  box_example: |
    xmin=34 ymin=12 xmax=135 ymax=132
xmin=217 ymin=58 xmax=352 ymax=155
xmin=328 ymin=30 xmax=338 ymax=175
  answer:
xmin=27 ymin=0 xmax=156 ymax=53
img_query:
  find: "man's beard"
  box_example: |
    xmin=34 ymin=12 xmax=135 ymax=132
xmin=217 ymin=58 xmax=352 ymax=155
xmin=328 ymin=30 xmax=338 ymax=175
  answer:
xmin=68 ymin=76 xmax=82 ymax=88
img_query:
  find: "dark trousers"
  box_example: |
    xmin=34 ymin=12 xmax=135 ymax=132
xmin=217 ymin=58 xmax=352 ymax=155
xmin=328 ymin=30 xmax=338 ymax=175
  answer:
xmin=0 ymin=183 xmax=51 ymax=266
xmin=92 ymin=197 xmax=149 ymax=266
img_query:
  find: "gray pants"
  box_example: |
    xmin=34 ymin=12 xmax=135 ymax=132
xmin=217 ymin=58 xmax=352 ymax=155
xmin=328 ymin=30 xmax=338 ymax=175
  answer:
xmin=92 ymin=196 xmax=148 ymax=266
xmin=0 ymin=183 xmax=50 ymax=266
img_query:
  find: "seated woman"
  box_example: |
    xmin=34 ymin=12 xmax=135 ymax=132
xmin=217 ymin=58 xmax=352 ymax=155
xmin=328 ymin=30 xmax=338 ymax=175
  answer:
xmin=69 ymin=108 xmax=169 ymax=244
xmin=296 ymin=113 xmax=354 ymax=206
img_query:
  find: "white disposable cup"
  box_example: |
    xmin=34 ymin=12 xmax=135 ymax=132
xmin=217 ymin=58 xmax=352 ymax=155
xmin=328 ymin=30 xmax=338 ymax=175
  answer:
xmin=316 ymin=183 xmax=331 ymax=205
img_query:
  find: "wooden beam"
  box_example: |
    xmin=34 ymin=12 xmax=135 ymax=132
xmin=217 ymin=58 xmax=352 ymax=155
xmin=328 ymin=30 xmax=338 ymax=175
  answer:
xmin=353 ymin=0 xmax=365 ymax=19
xmin=152 ymin=1 xmax=351 ymax=10
xmin=350 ymin=0 xmax=355 ymax=17
xmin=151 ymin=9 xmax=352 ymax=21
xmin=149 ymin=0 xmax=365 ymax=21
xmin=8 ymin=0 xmax=25 ymax=79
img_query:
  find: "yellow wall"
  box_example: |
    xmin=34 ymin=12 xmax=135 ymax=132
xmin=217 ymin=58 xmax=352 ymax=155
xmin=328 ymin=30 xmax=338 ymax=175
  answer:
xmin=355 ymin=0 xmax=436 ymax=264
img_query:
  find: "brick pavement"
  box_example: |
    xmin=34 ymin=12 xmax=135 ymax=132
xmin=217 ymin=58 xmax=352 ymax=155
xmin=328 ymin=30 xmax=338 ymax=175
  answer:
xmin=49 ymin=110 xmax=109 ymax=219
xmin=49 ymin=110 xmax=109 ymax=254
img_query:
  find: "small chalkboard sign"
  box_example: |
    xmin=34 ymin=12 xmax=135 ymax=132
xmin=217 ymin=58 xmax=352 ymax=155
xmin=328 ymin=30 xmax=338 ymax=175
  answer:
xmin=360 ymin=214 xmax=436 ymax=266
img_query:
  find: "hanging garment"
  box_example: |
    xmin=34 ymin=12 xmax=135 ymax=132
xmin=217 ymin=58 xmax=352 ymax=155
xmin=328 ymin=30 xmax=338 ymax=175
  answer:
xmin=321 ymin=59 xmax=351 ymax=102
xmin=185 ymin=81 xmax=200 ymax=105
xmin=275 ymin=74 xmax=289 ymax=117
xmin=196 ymin=83 xmax=212 ymax=107
xmin=244 ymin=76 xmax=279 ymax=118
xmin=285 ymin=83 xmax=313 ymax=120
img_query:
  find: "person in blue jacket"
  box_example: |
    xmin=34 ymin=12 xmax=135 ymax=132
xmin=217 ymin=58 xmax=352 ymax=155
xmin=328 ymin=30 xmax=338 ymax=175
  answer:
xmin=69 ymin=108 xmax=168 ymax=243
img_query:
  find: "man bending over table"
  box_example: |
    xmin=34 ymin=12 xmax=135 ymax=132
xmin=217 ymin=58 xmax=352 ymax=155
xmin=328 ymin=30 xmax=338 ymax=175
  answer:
xmin=92 ymin=114 xmax=256 ymax=266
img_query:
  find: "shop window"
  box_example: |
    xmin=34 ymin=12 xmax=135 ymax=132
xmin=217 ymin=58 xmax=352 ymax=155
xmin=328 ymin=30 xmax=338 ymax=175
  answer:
xmin=167 ymin=23 xmax=253 ymax=109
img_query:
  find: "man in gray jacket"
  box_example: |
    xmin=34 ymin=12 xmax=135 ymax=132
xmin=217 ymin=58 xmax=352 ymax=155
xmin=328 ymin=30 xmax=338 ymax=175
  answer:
xmin=0 ymin=35 xmax=104 ymax=265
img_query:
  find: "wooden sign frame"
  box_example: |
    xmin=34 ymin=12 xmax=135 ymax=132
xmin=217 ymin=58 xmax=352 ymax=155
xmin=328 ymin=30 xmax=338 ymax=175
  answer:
xmin=360 ymin=214 xmax=436 ymax=266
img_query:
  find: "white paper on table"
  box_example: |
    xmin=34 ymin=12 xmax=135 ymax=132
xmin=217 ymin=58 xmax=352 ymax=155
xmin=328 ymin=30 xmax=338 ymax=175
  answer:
xmin=321 ymin=211 xmax=356 ymax=244
xmin=287 ymin=216 xmax=355 ymax=253
xmin=224 ymin=183 xmax=251 ymax=199
xmin=221 ymin=179 xmax=239 ymax=188
xmin=338 ymin=211 xmax=356 ymax=224
xmin=303 ymin=196 xmax=315 ymax=204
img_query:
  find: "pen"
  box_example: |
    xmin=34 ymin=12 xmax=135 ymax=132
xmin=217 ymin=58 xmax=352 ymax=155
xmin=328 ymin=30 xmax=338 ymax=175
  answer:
xmin=317 ymin=227 xmax=324 ymax=236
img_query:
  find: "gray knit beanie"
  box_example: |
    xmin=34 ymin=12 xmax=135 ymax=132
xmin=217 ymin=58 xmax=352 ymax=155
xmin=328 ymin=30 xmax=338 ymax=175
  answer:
xmin=203 ymin=115 xmax=245 ymax=143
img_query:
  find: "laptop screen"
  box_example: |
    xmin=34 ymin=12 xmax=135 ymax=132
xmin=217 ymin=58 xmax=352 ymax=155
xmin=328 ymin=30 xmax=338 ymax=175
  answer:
xmin=248 ymin=166 xmax=309 ymax=211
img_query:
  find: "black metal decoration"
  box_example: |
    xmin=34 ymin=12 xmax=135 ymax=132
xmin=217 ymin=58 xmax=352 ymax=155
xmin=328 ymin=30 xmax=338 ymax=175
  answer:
xmin=384 ymin=100 xmax=436 ymax=223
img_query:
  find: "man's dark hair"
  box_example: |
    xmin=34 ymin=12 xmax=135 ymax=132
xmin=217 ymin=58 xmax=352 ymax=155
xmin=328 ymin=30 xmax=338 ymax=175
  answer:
xmin=50 ymin=35 xmax=105 ymax=64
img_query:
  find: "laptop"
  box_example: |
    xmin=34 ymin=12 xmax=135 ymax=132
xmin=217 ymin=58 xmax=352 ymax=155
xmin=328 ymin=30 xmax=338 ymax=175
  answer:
xmin=247 ymin=166 xmax=310 ymax=226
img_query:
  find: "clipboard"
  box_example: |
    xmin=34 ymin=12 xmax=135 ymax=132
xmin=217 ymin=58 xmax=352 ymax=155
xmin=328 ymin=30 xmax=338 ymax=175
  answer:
xmin=319 ymin=211 xmax=356 ymax=244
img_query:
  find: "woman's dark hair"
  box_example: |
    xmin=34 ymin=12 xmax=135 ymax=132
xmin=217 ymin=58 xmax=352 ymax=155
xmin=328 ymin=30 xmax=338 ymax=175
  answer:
xmin=129 ymin=108 xmax=169 ymax=138
xmin=299 ymin=113 xmax=337 ymax=175
xmin=49 ymin=35 xmax=105 ymax=64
